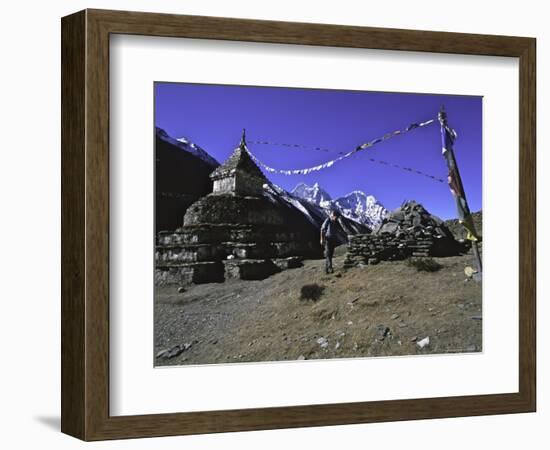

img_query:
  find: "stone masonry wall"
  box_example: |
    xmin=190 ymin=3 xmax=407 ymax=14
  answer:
xmin=344 ymin=201 xmax=464 ymax=267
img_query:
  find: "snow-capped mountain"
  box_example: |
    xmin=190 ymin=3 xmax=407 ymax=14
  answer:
xmin=155 ymin=127 xmax=219 ymax=168
xmin=264 ymin=182 xmax=371 ymax=242
xmin=291 ymin=182 xmax=332 ymax=207
xmin=332 ymin=191 xmax=388 ymax=227
xmin=291 ymin=182 xmax=387 ymax=227
xmin=175 ymin=136 xmax=220 ymax=168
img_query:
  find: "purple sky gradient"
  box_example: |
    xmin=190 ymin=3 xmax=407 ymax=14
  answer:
xmin=155 ymin=82 xmax=482 ymax=219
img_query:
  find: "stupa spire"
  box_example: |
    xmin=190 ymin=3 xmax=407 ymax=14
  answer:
xmin=209 ymin=128 xmax=266 ymax=196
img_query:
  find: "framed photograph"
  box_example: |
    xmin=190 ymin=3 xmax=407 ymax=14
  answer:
xmin=61 ymin=9 xmax=536 ymax=440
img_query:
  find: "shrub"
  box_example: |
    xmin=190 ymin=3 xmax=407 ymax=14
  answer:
xmin=407 ymin=257 xmax=443 ymax=272
xmin=300 ymin=284 xmax=325 ymax=301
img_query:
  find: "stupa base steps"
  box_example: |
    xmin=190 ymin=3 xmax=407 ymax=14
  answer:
xmin=155 ymin=262 xmax=225 ymax=286
xmin=155 ymin=224 xmax=317 ymax=285
xmin=223 ymin=259 xmax=279 ymax=281
xmin=156 ymin=241 xmax=315 ymax=265
xmin=155 ymin=256 xmax=303 ymax=285
xmin=158 ymin=224 xmax=307 ymax=246
xmin=223 ymin=256 xmax=303 ymax=281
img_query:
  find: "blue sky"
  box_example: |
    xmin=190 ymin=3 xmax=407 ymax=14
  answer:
xmin=155 ymin=82 xmax=482 ymax=219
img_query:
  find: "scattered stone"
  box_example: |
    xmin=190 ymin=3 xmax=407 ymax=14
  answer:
xmin=177 ymin=286 xmax=186 ymax=293
xmin=156 ymin=342 xmax=193 ymax=359
xmin=416 ymin=336 xmax=430 ymax=348
xmin=391 ymin=313 xmax=400 ymax=320
xmin=335 ymin=273 xmax=342 ymax=278
xmin=297 ymin=355 xmax=306 ymax=360
xmin=317 ymin=337 xmax=329 ymax=348
xmin=347 ymin=321 xmax=353 ymax=325
xmin=273 ymin=256 xmax=303 ymax=270
xmin=471 ymin=315 xmax=483 ymax=320
xmin=410 ymin=336 xmax=418 ymax=342
xmin=335 ymin=341 xmax=341 ymax=350
xmin=398 ymin=321 xmax=408 ymax=328
xmin=376 ymin=326 xmax=390 ymax=341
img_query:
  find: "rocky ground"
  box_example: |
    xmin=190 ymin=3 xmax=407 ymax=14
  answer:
xmin=154 ymin=245 xmax=482 ymax=366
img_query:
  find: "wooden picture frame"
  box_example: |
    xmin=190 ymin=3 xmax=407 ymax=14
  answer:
xmin=61 ymin=9 xmax=536 ymax=441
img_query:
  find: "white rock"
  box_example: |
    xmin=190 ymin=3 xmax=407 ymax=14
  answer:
xmin=417 ymin=336 xmax=430 ymax=348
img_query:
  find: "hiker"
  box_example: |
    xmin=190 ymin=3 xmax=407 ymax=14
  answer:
xmin=320 ymin=210 xmax=349 ymax=274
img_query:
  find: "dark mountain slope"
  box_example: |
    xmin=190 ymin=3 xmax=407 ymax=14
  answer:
xmin=155 ymin=127 xmax=219 ymax=232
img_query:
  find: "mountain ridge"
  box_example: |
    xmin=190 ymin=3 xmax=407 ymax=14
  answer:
xmin=155 ymin=127 xmax=220 ymax=232
xmin=291 ymin=182 xmax=388 ymax=227
xmin=156 ymin=127 xmax=220 ymax=168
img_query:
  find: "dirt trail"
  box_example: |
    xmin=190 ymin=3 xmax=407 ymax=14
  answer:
xmin=155 ymin=249 xmax=482 ymax=366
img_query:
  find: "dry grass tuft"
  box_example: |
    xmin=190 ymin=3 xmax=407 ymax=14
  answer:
xmin=407 ymin=257 xmax=443 ymax=272
xmin=300 ymin=283 xmax=325 ymax=301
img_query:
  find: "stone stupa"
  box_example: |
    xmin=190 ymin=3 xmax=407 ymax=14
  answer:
xmin=155 ymin=131 xmax=320 ymax=285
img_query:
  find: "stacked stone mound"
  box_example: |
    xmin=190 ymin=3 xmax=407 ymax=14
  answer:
xmin=344 ymin=201 xmax=464 ymax=267
xmin=444 ymin=210 xmax=483 ymax=242
xmin=155 ymin=135 xmax=321 ymax=285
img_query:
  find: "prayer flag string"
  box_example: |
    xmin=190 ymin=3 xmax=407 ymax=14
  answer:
xmin=245 ymin=118 xmax=441 ymax=180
